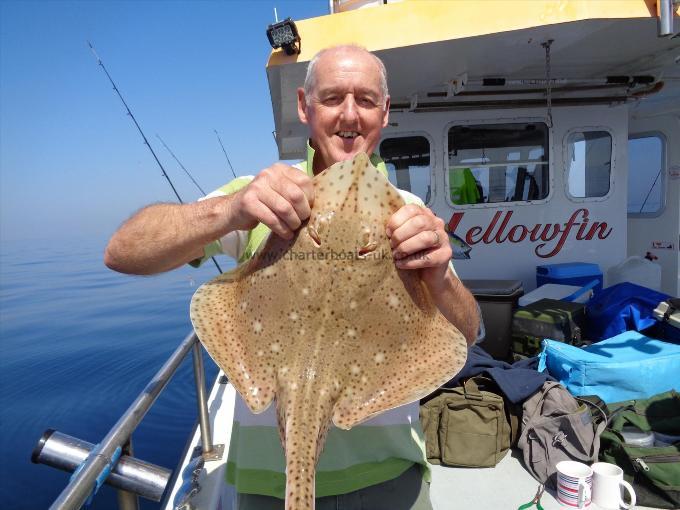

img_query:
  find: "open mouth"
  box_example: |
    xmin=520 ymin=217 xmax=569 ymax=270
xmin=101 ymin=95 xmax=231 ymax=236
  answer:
xmin=336 ymin=131 xmax=360 ymax=139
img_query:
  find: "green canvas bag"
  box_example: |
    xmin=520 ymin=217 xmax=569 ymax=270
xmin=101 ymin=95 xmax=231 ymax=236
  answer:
xmin=420 ymin=376 xmax=519 ymax=468
xmin=599 ymin=391 xmax=680 ymax=509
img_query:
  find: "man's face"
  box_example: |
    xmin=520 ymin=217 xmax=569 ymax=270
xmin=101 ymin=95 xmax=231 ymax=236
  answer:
xmin=298 ymin=49 xmax=390 ymax=172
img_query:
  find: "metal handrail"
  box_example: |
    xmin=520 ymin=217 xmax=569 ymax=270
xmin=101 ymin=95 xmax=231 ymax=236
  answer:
xmin=49 ymin=331 xmax=210 ymax=510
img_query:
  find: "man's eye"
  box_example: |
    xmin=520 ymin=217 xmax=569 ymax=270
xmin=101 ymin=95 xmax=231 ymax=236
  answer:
xmin=322 ymin=96 xmax=342 ymax=106
xmin=358 ymin=97 xmax=377 ymax=107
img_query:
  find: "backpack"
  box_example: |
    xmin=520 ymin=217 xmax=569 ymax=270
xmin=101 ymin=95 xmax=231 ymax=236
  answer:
xmin=518 ymin=381 xmax=606 ymax=488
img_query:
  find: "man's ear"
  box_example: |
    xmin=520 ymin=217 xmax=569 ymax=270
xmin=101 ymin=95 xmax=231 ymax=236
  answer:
xmin=297 ymin=88 xmax=308 ymax=125
xmin=381 ymin=95 xmax=391 ymax=128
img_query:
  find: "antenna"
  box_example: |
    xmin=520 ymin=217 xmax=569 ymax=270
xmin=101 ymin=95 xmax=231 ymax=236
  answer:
xmin=88 ymin=41 xmax=223 ymax=274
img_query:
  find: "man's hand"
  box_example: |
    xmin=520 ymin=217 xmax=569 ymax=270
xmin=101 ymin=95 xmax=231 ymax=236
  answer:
xmin=385 ymin=204 xmax=451 ymax=290
xmin=230 ymin=163 xmax=314 ymax=240
xmin=386 ymin=204 xmax=479 ymax=344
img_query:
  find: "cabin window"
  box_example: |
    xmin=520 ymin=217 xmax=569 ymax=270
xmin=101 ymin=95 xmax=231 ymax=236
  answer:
xmin=566 ymin=131 xmax=612 ymax=198
xmin=447 ymin=123 xmax=549 ymax=205
xmin=380 ymin=135 xmax=432 ymax=204
xmin=628 ymin=134 xmax=665 ymax=216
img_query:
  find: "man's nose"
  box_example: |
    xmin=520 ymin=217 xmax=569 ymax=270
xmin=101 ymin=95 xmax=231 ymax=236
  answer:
xmin=339 ymin=95 xmax=359 ymax=123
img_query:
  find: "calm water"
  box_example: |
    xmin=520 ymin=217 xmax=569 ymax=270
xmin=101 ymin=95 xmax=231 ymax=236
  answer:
xmin=0 ymin=236 xmax=233 ymax=509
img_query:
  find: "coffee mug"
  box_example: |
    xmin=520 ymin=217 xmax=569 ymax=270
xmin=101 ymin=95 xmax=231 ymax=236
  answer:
xmin=592 ymin=462 xmax=636 ymax=509
xmin=556 ymin=460 xmax=592 ymax=509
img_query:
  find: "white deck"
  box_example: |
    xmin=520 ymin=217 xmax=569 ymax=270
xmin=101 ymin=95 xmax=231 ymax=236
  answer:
xmin=163 ymin=373 xmax=658 ymax=510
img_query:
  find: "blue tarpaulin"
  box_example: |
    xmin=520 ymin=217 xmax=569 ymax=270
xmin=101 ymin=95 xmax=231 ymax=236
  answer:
xmin=586 ymin=282 xmax=671 ymax=341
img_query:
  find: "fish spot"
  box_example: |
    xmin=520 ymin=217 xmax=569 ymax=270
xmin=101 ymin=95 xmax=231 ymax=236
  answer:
xmin=289 ymin=311 xmax=299 ymax=321
xmin=350 ymin=364 xmax=361 ymax=375
xmin=374 ymin=352 xmax=385 ymax=364
xmin=388 ymin=294 xmax=400 ymax=308
xmin=349 ymin=300 xmax=358 ymax=310
xmin=253 ymin=320 xmax=263 ymax=333
xmin=346 ymin=328 xmax=356 ymax=338
xmin=270 ymin=342 xmax=281 ymax=353
xmin=302 ymin=288 xmax=310 ymax=296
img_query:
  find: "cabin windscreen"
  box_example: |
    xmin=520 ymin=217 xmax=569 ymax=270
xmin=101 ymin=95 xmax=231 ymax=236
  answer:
xmin=380 ymin=135 xmax=432 ymax=204
xmin=566 ymin=131 xmax=612 ymax=198
xmin=627 ymin=134 xmax=665 ymax=216
xmin=447 ymin=123 xmax=549 ymax=205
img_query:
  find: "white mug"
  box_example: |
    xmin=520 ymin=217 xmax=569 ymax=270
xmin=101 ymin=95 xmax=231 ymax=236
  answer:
xmin=592 ymin=462 xmax=636 ymax=509
xmin=556 ymin=460 xmax=592 ymax=509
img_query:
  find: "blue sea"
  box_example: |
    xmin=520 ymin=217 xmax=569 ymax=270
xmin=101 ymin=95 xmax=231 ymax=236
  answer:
xmin=0 ymin=236 xmax=233 ymax=509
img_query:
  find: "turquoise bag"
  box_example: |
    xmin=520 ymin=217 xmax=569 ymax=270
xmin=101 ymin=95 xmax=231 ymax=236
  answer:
xmin=537 ymin=331 xmax=680 ymax=403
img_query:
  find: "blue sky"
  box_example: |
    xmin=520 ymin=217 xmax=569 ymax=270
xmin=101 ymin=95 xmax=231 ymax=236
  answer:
xmin=0 ymin=1 xmax=328 ymax=242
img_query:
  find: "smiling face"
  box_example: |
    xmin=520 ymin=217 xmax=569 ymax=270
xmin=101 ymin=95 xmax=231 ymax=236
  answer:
xmin=297 ymin=47 xmax=390 ymax=174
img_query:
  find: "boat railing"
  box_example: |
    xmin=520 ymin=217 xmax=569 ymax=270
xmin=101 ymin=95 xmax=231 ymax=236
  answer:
xmin=32 ymin=331 xmax=221 ymax=510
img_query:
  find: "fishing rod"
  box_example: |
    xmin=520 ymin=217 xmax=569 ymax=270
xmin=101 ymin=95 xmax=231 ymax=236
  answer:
xmin=156 ymin=134 xmax=207 ymax=196
xmin=88 ymin=41 xmax=223 ymax=274
xmin=214 ymin=129 xmax=238 ymax=180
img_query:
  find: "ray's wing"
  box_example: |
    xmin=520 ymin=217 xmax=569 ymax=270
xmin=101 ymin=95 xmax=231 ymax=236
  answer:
xmin=331 ymin=271 xmax=468 ymax=430
xmin=190 ymin=232 xmax=318 ymax=413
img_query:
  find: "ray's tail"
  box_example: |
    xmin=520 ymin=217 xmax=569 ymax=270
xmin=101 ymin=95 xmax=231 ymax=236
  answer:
xmin=279 ymin=398 xmax=332 ymax=510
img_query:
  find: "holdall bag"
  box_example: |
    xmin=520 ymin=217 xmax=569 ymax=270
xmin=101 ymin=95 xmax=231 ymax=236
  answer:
xmin=420 ymin=376 xmax=519 ymax=468
xmin=599 ymin=391 xmax=680 ymax=509
xmin=518 ymin=381 xmax=606 ymax=488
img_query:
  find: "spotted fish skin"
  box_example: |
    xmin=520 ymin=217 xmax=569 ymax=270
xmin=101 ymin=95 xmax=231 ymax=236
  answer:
xmin=190 ymin=153 xmax=468 ymax=510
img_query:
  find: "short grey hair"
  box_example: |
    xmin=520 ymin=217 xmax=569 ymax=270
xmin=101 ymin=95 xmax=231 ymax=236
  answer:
xmin=303 ymin=45 xmax=389 ymax=108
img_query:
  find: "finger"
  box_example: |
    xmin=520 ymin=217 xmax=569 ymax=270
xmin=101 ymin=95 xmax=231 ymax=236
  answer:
xmin=393 ymin=229 xmax=441 ymax=260
xmin=389 ymin=213 xmax=435 ymax=249
xmin=257 ymin=187 xmax=303 ymax=235
xmin=250 ymin=200 xmax=294 ymax=239
xmin=269 ymin=175 xmax=312 ymax=226
xmin=282 ymin=167 xmax=315 ymax=207
xmin=385 ymin=204 xmax=424 ymax=237
xmin=395 ymin=245 xmax=450 ymax=270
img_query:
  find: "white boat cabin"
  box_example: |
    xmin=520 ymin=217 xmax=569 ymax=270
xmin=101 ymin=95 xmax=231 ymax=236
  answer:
xmin=266 ymin=0 xmax=680 ymax=296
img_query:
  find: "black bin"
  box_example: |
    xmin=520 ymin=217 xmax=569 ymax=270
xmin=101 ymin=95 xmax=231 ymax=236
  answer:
xmin=462 ymin=279 xmax=524 ymax=361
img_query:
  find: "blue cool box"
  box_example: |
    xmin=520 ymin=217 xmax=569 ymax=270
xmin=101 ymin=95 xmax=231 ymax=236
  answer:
xmin=536 ymin=262 xmax=603 ymax=294
xmin=538 ymin=331 xmax=680 ymax=403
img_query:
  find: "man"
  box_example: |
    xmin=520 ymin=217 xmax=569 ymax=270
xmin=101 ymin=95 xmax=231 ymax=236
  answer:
xmin=106 ymin=45 xmax=479 ymax=510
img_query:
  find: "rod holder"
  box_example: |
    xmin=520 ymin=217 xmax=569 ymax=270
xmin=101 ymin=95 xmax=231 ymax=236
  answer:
xmin=657 ymin=0 xmax=676 ymax=37
xmin=32 ymin=430 xmax=171 ymax=502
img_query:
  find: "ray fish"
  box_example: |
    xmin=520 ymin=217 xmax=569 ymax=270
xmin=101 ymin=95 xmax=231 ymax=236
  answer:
xmin=190 ymin=153 xmax=468 ymax=510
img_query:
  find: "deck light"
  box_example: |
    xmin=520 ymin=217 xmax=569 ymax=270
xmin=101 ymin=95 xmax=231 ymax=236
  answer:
xmin=267 ymin=18 xmax=301 ymax=55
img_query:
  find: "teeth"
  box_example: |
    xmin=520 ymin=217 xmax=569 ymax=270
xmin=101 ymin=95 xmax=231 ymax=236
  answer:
xmin=338 ymin=131 xmax=359 ymax=139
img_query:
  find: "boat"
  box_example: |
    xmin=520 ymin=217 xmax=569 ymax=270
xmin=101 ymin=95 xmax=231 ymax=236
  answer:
xmin=32 ymin=1 xmax=679 ymax=508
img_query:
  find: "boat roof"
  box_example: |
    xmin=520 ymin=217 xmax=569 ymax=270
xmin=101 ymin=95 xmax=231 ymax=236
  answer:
xmin=265 ymin=0 xmax=680 ymax=159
